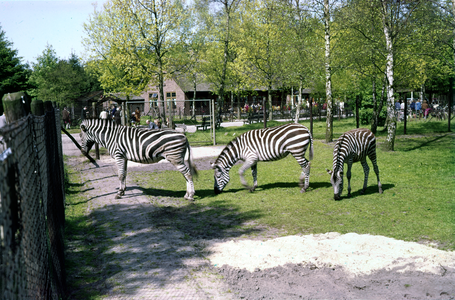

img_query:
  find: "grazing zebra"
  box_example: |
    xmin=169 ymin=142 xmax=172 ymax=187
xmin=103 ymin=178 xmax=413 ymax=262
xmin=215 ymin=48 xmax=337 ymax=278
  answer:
xmin=79 ymin=119 xmax=198 ymax=200
xmin=326 ymin=128 xmax=383 ymax=200
xmin=212 ymin=123 xmax=313 ymax=194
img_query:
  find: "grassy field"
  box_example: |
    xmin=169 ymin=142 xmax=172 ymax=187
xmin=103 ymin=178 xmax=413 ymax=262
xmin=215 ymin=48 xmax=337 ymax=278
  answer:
xmin=130 ymin=118 xmax=455 ymax=250
xmin=64 ymin=117 xmax=455 ymax=254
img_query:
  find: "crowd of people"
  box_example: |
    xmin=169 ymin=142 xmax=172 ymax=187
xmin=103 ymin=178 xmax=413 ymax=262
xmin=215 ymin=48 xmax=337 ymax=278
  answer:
xmin=395 ymin=98 xmax=434 ymax=121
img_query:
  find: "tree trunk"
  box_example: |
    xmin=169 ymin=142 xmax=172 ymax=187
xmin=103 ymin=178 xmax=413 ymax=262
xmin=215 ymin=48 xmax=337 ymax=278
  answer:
xmin=324 ymin=0 xmax=333 ymax=143
xmin=371 ymin=75 xmax=378 ymax=134
xmin=383 ymin=20 xmax=396 ymax=151
xmin=268 ymin=86 xmax=273 ymax=121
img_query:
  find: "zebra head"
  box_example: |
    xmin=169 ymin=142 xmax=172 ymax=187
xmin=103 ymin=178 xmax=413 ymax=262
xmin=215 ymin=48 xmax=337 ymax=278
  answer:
xmin=79 ymin=123 xmax=95 ymax=156
xmin=212 ymin=163 xmax=230 ymax=194
xmin=326 ymin=169 xmax=344 ymax=200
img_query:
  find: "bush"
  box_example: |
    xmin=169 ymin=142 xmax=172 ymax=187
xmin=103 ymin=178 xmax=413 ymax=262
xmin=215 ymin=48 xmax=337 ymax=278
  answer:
xmin=359 ymin=107 xmax=387 ymax=126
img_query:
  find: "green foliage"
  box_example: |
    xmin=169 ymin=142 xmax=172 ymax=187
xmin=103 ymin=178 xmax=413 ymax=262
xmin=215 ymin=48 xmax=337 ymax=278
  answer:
xmin=359 ymin=106 xmax=387 ymax=126
xmin=0 ymin=26 xmax=31 ymax=113
xmin=28 ymin=46 xmax=100 ymax=106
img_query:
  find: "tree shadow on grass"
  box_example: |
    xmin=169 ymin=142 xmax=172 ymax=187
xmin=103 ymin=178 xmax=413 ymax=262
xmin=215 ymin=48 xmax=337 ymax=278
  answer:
xmin=398 ymin=134 xmax=449 ymax=152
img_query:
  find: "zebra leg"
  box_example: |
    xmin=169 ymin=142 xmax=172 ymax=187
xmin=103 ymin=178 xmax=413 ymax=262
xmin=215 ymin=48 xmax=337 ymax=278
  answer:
xmin=360 ymin=160 xmax=370 ymax=195
xmin=370 ymin=155 xmax=383 ymax=194
xmin=346 ymin=162 xmax=353 ymax=197
xmin=183 ymin=171 xmax=195 ymax=201
xmin=251 ymin=164 xmax=258 ymax=192
xmin=239 ymin=160 xmax=255 ymax=192
xmin=116 ymin=158 xmax=128 ymax=199
xmin=299 ymin=160 xmax=311 ymax=193
xmin=168 ymin=155 xmax=195 ymax=201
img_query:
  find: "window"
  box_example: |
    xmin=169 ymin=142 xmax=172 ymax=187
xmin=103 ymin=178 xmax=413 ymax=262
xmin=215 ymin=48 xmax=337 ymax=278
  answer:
xmin=166 ymin=92 xmax=176 ymax=109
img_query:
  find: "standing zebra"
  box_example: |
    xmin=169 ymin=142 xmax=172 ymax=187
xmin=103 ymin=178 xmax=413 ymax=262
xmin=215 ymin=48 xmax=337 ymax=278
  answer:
xmin=212 ymin=123 xmax=313 ymax=194
xmin=326 ymin=128 xmax=383 ymax=200
xmin=79 ymin=119 xmax=198 ymax=200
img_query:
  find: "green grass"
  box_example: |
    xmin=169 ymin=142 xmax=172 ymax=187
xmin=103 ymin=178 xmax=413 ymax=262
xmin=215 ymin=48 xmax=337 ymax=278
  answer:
xmin=130 ymin=118 xmax=455 ymax=250
xmin=64 ymin=158 xmax=106 ymax=300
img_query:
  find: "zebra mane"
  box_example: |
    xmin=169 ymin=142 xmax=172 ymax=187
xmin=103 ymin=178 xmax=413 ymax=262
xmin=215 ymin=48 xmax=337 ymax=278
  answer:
xmin=82 ymin=118 xmax=118 ymax=129
xmin=334 ymin=133 xmax=346 ymax=172
xmin=215 ymin=138 xmax=239 ymax=167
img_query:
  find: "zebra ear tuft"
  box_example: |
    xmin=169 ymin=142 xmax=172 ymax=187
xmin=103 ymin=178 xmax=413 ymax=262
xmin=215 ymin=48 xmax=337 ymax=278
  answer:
xmin=81 ymin=125 xmax=87 ymax=132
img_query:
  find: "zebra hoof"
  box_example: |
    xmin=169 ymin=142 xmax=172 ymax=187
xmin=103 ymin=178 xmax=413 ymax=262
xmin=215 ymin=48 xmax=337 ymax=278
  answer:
xmin=184 ymin=195 xmax=195 ymax=201
xmin=300 ymin=188 xmax=306 ymax=193
xmin=115 ymin=194 xmax=122 ymax=199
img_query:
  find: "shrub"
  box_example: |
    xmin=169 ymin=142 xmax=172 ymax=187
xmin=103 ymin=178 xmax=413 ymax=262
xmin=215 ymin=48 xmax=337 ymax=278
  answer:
xmin=359 ymin=107 xmax=387 ymax=126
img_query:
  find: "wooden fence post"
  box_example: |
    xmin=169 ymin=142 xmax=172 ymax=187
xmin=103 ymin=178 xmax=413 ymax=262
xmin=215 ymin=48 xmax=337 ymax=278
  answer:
xmin=31 ymin=99 xmax=44 ymax=116
xmin=2 ymin=91 xmax=29 ymax=123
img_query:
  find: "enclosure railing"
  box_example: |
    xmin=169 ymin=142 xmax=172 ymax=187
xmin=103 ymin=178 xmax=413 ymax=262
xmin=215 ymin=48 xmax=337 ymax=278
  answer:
xmin=0 ymin=108 xmax=66 ymax=299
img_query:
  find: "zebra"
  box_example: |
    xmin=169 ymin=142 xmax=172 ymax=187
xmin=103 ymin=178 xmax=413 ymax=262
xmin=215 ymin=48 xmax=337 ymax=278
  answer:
xmin=326 ymin=128 xmax=383 ymax=200
xmin=79 ymin=119 xmax=198 ymax=200
xmin=211 ymin=123 xmax=313 ymax=194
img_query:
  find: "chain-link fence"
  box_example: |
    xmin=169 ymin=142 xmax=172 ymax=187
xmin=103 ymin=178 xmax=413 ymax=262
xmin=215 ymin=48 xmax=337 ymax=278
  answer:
xmin=0 ymin=108 xmax=66 ymax=299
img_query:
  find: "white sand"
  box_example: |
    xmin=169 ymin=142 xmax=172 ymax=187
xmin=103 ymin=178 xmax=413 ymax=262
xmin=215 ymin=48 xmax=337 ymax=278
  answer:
xmin=206 ymin=232 xmax=455 ymax=277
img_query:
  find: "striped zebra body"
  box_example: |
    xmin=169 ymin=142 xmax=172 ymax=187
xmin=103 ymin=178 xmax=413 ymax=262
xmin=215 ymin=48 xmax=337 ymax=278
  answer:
xmin=326 ymin=128 xmax=382 ymax=200
xmin=212 ymin=123 xmax=313 ymax=194
xmin=79 ymin=119 xmax=197 ymax=200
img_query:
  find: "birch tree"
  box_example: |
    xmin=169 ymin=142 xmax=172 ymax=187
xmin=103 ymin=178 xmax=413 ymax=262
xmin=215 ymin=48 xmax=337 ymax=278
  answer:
xmin=379 ymin=0 xmax=421 ymax=151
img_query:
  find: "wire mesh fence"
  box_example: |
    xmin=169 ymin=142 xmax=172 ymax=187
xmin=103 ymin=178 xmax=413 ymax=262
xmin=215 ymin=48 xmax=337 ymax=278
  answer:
xmin=0 ymin=108 xmax=66 ymax=299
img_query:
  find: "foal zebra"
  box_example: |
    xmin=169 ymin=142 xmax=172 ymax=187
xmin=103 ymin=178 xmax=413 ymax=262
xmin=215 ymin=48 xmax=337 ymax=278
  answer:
xmin=79 ymin=119 xmax=197 ymax=200
xmin=212 ymin=123 xmax=313 ymax=194
xmin=326 ymin=128 xmax=383 ymax=200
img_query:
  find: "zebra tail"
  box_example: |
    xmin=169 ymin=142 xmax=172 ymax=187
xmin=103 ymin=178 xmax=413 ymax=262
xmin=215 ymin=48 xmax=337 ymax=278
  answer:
xmin=187 ymin=142 xmax=198 ymax=178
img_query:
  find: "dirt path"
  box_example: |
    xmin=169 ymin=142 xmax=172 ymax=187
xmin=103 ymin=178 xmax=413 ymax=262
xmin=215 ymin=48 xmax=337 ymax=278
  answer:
xmin=66 ymin=154 xmax=235 ymax=299
xmin=63 ymin=133 xmax=455 ymax=299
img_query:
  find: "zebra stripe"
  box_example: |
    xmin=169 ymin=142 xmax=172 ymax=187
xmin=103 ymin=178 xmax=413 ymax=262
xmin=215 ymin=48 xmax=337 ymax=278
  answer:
xmin=212 ymin=123 xmax=313 ymax=194
xmin=326 ymin=128 xmax=383 ymax=200
xmin=79 ymin=119 xmax=197 ymax=200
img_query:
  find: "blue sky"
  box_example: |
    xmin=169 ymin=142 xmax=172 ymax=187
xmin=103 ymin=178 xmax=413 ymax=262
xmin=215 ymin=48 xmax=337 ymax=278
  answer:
xmin=0 ymin=0 xmax=106 ymax=64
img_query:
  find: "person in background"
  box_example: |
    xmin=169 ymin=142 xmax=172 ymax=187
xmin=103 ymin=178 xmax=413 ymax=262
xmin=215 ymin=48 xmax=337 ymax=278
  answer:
xmin=114 ymin=106 xmax=122 ymax=125
xmin=415 ymin=99 xmax=422 ymax=120
xmin=131 ymin=112 xmax=137 ymax=126
xmin=99 ymin=109 xmax=109 ymax=120
xmin=146 ymin=119 xmax=160 ymax=129
xmin=422 ymin=100 xmax=429 ymax=120
xmin=410 ymin=99 xmax=416 ymax=120
xmin=135 ymin=107 xmax=141 ymax=124
xmin=395 ymin=100 xmax=401 ymax=121
xmin=62 ymin=107 xmax=71 ymax=129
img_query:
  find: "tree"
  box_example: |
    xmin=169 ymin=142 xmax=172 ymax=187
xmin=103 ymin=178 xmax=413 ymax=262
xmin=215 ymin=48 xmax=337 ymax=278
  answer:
xmin=0 ymin=25 xmax=31 ymax=112
xmin=281 ymin=0 xmax=320 ymax=124
xmin=28 ymin=46 xmax=100 ymax=106
xmin=195 ymin=0 xmax=242 ymax=111
xmin=236 ymin=0 xmax=288 ymax=121
xmin=84 ymin=0 xmax=191 ymax=126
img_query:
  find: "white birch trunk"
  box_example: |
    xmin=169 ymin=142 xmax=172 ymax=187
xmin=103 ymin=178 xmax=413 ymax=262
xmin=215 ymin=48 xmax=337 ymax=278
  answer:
xmin=383 ymin=18 xmax=396 ymax=151
xmin=324 ymin=0 xmax=333 ymax=142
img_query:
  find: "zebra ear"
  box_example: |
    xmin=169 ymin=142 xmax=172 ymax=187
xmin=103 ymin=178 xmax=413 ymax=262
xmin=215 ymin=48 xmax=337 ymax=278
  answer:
xmin=81 ymin=125 xmax=87 ymax=132
xmin=326 ymin=169 xmax=333 ymax=175
xmin=210 ymin=162 xmax=216 ymax=169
